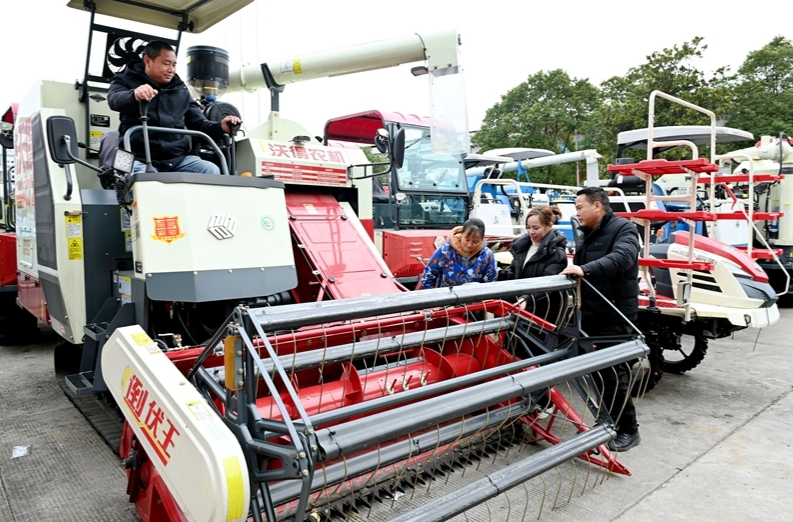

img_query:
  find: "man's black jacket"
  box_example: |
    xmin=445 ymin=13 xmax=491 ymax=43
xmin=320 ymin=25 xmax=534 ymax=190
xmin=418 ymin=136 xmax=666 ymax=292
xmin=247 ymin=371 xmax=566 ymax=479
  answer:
xmin=573 ymin=209 xmax=640 ymax=331
xmin=107 ymin=60 xmax=223 ymax=168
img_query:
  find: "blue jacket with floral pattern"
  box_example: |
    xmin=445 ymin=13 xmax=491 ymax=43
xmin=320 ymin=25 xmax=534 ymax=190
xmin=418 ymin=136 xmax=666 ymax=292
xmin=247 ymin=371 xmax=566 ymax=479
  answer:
xmin=420 ymin=242 xmax=497 ymax=289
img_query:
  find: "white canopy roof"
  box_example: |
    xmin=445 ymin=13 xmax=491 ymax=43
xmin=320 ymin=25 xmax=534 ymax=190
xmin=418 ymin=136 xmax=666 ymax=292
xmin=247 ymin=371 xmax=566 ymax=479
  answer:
xmin=617 ymin=126 xmax=754 ymax=149
xmin=67 ymin=0 xmax=252 ymax=33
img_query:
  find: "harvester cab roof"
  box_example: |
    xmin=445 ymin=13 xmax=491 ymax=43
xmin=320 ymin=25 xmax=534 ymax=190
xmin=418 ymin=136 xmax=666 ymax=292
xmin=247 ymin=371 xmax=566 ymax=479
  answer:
xmin=66 ymin=0 xmax=253 ymax=33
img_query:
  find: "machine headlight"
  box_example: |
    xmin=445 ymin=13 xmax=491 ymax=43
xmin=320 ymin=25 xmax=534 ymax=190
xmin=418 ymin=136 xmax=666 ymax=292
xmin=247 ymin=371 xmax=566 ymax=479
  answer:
xmin=113 ymin=148 xmax=136 ymax=174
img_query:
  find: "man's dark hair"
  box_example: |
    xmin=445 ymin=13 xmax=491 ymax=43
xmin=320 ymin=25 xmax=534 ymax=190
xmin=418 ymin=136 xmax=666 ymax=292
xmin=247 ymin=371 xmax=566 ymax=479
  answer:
xmin=576 ymin=186 xmax=610 ymax=211
xmin=143 ymin=41 xmax=175 ymax=61
xmin=462 ymin=217 xmax=487 ymax=237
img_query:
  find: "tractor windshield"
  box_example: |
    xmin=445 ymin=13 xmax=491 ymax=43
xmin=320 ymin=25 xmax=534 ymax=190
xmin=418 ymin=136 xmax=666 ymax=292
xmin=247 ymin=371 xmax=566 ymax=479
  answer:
xmin=395 ymin=126 xmax=467 ymax=193
xmin=388 ymin=125 xmax=468 ymax=228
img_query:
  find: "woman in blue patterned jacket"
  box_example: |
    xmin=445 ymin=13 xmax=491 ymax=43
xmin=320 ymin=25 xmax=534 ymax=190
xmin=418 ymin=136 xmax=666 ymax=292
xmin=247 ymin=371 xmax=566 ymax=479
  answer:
xmin=420 ymin=218 xmax=497 ymax=289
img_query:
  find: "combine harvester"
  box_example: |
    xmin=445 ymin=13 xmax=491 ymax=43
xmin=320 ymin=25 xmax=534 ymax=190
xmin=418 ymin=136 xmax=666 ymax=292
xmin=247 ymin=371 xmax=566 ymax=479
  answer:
xmin=2 ymin=0 xmax=650 ymax=520
xmin=0 ymin=103 xmax=39 ymax=345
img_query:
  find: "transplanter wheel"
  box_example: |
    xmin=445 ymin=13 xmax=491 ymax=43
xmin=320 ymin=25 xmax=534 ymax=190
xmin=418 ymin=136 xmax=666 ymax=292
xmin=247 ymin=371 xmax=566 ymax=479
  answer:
xmin=662 ymin=333 xmax=708 ymax=375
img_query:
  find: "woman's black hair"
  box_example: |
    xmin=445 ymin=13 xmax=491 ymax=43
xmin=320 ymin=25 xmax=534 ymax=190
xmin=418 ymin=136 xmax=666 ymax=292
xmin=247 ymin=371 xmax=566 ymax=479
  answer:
xmin=461 ymin=217 xmax=486 ymax=238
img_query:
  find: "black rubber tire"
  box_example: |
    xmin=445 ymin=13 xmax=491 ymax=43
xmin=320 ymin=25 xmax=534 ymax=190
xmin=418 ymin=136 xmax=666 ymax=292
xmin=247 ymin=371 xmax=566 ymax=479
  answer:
xmin=662 ymin=334 xmax=708 ymax=375
xmin=631 ymin=345 xmax=663 ymax=396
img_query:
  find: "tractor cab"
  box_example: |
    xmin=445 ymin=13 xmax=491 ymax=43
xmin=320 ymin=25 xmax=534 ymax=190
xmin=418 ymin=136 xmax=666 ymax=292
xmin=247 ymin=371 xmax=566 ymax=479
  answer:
xmin=325 ymin=110 xmax=469 ymax=231
xmin=324 ymin=110 xmax=472 ymax=284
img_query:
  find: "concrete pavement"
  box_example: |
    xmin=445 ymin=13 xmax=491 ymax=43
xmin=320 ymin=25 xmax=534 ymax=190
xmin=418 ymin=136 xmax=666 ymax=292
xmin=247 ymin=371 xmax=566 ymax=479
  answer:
xmin=0 ymin=310 xmax=791 ymax=521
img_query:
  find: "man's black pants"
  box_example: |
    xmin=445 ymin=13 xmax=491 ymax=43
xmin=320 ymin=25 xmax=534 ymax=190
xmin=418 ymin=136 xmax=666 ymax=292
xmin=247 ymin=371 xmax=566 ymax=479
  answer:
xmin=583 ymin=320 xmax=639 ymax=435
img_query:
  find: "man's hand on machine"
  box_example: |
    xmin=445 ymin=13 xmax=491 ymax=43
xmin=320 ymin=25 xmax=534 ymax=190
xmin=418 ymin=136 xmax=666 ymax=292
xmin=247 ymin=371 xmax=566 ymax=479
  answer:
xmin=134 ymin=85 xmax=158 ymax=101
xmin=561 ymin=265 xmax=584 ymax=277
xmin=221 ymin=115 xmax=242 ymax=134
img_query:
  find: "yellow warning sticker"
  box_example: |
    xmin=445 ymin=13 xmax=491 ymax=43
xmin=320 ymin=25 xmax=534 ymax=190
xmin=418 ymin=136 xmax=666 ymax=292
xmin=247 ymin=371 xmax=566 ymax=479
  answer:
xmin=131 ymin=332 xmax=159 ymax=353
xmin=293 ymin=58 xmax=302 ymax=74
xmin=65 ymin=215 xmax=82 ymax=238
xmin=131 ymin=332 xmax=153 ymax=345
xmin=124 ymin=231 xmax=132 ymax=252
xmin=187 ymin=401 xmax=212 ymax=421
xmin=68 ymin=238 xmax=83 ymax=260
xmin=89 ymin=130 xmax=102 ymax=150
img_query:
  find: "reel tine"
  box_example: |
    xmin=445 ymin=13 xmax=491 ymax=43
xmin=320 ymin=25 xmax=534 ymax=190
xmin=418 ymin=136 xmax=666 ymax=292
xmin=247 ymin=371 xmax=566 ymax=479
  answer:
xmin=536 ymin=472 xmax=548 ymax=520
xmin=581 ymin=447 xmax=593 ymax=496
xmin=486 ymin=498 xmax=495 ymax=521
xmin=550 ymin=466 xmax=564 ymax=511
xmin=421 ymin=423 xmax=444 ymax=495
xmin=567 ymin=456 xmax=578 ymax=504
xmin=362 ymin=444 xmax=383 ymax=519
xmin=519 ymin=481 xmax=530 ymax=522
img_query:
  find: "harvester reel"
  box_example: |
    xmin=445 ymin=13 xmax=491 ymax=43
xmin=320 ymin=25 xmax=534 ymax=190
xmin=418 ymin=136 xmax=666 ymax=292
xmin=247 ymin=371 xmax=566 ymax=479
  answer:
xmin=147 ymin=279 xmax=648 ymax=522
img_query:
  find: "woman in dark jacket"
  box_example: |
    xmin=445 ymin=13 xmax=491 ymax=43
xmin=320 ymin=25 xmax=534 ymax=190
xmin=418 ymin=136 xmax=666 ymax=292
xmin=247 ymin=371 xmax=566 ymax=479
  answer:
xmin=508 ymin=206 xmax=569 ymax=322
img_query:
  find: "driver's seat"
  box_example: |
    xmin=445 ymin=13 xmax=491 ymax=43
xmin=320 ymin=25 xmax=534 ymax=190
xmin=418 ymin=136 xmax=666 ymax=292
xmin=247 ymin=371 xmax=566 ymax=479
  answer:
xmin=98 ymin=131 xmax=119 ymax=169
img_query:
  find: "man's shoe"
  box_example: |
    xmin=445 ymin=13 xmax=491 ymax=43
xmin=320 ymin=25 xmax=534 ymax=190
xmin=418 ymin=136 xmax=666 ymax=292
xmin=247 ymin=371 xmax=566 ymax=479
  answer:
xmin=608 ymin=431 xmax=641 ymax=452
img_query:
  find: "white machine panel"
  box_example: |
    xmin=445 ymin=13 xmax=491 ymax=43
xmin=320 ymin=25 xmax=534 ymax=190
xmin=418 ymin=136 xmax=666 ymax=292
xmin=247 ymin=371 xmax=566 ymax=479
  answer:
xmin=130 ymin=173 xmax=297 ymax=301
xmin=237 ymin=138 xmax=353 ymax=187
xmin=102 ymin=325 xmax=250 ymax=522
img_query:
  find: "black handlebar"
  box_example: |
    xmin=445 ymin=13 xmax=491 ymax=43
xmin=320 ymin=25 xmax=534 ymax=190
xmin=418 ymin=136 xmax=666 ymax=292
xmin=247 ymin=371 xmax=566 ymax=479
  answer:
xmin=139 ymin=99 xmax=150 ymax=119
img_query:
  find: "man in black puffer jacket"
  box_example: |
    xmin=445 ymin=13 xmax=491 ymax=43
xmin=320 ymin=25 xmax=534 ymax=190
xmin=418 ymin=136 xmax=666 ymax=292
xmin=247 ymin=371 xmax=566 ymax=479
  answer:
xmin=108 ymin=41 xmax=241 ymax=174
xmin=562 ymin=186 xmax=641 ymax=452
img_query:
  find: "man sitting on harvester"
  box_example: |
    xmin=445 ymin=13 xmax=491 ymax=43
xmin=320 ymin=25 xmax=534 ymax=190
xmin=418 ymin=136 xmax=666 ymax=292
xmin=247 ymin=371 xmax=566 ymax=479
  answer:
xmin=108 ymin=41 xmax=241 ymax=174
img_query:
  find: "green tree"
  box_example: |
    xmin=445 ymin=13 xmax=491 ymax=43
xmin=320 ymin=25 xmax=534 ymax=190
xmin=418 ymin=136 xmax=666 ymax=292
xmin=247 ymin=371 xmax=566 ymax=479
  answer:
xmin=727 ymin=36 xmax=793 ymax=140
xmin=587 ymin=37 xmax=734 ymax=169
xmin=361 ymin=146 xmax=388 ymax=174
xmin=473 ymin=69 xmax=601 ymax=185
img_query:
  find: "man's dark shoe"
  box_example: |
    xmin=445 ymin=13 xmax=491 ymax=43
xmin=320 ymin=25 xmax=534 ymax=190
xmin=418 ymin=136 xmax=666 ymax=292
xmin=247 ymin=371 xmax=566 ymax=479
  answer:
xmin=608 ymin=431 xmax=641 ymax=452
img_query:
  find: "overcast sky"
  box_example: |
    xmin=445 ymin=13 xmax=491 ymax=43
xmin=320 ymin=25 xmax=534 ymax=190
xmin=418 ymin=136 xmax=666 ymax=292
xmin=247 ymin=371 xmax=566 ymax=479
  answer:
xmin=5 ymin=1 xmax=791 ymax=136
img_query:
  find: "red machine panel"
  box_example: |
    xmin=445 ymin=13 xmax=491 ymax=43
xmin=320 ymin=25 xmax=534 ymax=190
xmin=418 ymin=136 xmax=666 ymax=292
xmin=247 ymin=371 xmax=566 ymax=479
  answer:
xmin=381 ymin=229 xmax=449 ymax=279
xmin=0 ymin=233 xmax=16 ymax=287
xmin=17 ymin=271 xmax=49 ymax=323
xmin=285 ymin=193 xmax=404 ymax=300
